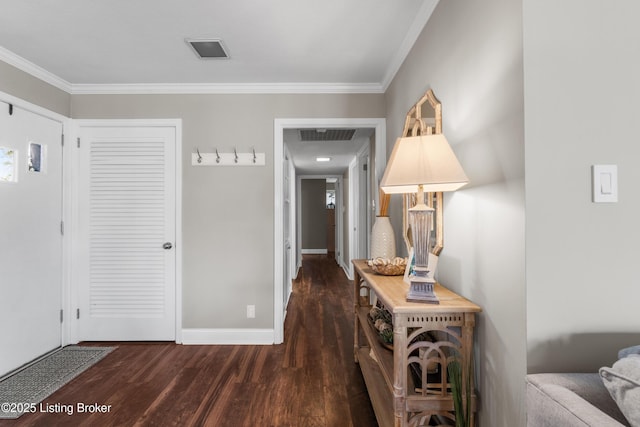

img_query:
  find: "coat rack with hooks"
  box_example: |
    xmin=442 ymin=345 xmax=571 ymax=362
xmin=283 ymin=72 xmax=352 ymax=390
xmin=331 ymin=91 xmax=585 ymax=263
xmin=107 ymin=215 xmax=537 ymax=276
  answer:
xmin=191 ymin=148 xmax=265 ymax=166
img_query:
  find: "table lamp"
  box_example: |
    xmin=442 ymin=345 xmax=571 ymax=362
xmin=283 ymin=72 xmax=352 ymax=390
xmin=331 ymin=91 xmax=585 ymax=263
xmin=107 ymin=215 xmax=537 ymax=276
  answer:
xmin=380 ymin=134 xmax=468 ymax=303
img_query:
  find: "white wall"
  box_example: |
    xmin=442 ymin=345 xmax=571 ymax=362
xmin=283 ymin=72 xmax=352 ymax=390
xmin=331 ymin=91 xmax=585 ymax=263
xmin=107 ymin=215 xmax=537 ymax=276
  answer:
xmin=524 ymin=0 xmax=640 ymax=373
xmin=385 ymin=0 xmax=526 ymax=425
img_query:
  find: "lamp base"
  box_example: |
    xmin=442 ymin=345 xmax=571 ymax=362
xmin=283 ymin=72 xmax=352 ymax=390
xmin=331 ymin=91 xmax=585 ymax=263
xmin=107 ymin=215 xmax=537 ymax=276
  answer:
xmin=406 ymin=278 xmax=439 ymax=304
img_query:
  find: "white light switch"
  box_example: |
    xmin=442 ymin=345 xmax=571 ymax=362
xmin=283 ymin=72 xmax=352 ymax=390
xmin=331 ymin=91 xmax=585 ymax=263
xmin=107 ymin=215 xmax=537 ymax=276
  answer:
xmin=592 ymin=165 xmax=618 ymax=203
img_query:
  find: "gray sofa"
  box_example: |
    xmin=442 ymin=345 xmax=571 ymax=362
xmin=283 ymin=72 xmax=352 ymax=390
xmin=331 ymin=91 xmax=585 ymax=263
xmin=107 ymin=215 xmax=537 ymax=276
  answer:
xmin=527 ymin=346 xmax=640 ymax=426
xmin=526 ymin=373 xmax=629 ymax=426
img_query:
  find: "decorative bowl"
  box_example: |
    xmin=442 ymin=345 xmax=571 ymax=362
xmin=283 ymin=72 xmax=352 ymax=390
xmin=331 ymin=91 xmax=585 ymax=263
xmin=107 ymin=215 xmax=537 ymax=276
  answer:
xmin=368 ymin=257 xmax=407 ymax=276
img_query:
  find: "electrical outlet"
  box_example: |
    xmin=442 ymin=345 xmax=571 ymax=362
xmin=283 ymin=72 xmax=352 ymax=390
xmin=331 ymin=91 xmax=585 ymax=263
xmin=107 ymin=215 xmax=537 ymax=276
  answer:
xmin=247 ymin=305 xmax=255 ymax=318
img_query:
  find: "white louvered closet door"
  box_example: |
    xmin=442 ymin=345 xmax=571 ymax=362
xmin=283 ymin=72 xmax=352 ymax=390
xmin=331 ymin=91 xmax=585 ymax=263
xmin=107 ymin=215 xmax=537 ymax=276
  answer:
xmin=77 ymin=125 xmax=176 ymax=341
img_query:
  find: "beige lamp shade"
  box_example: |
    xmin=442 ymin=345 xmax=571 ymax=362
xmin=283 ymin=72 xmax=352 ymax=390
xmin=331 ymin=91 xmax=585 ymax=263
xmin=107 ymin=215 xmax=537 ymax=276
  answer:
xmin=380 ymin=134 xmax=469 ymax=194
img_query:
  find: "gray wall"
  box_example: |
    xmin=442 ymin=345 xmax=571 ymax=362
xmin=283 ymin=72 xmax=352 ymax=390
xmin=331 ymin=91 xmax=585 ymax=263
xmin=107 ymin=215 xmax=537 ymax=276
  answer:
xmin=301 ymin=179 xmax=327 ymax=250
xmin=71 ymin=93 xmax=385 ymax=329
xmin=0 ymin=61 xmax=70 ymax=116
xmin=385 ymin=0 xmax=526 ymax=426
xmin=524 ymin=0 xmax=640 ymax=372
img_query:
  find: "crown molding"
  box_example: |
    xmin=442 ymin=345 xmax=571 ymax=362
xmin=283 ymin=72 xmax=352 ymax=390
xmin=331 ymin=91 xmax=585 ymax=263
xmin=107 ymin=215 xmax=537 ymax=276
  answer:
xmin=0 ymin=46 xmax=384 ymax=94
xmin=70 ymin=82 xmax=384 ymax=95
xmin=381 ymin=0 xmax=439 ymax=91
xmin=0 ymin=46 xmax=72 ymax=93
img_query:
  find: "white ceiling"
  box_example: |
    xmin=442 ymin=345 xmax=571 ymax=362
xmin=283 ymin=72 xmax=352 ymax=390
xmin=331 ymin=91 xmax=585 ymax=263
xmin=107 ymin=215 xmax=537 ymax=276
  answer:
xmin=0 ymin=0 xmax=438 ymax=173
xmin=0 ymin=0 xmax=438 ymax=94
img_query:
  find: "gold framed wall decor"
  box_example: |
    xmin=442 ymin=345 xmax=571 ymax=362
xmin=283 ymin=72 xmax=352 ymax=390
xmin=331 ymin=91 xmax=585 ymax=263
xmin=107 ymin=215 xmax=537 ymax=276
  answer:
xmin=400 ymin=89 xmax=444 ymax=256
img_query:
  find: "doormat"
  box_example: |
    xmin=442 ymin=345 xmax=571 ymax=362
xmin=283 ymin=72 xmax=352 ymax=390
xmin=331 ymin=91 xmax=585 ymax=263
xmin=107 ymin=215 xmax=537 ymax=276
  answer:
xmin=0 ymin=345 xmax=115 ymax=419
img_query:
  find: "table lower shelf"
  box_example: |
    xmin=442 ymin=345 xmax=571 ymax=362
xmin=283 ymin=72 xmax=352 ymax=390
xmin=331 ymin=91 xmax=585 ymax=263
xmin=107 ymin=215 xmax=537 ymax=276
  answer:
xmin=356 ymin=347 xmax=394 ymax=427
xmin=356 ymin=311 xmax=479 ymax=426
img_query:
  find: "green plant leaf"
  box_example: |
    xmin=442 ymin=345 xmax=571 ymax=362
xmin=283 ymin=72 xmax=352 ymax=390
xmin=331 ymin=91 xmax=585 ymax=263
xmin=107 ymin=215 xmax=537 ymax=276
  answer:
xmin=447 ymin=359 xmax=470 ymax=427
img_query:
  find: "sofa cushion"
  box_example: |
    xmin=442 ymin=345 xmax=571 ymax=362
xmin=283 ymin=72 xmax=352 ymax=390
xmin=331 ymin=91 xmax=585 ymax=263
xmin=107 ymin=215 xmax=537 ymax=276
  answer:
xmin=527 ymin=373 xmax=628 ymax=426
xmin=600 ymin=355 xmax=640 ymax=427
xmin=619 ymin=345 xmax=640 ymax=360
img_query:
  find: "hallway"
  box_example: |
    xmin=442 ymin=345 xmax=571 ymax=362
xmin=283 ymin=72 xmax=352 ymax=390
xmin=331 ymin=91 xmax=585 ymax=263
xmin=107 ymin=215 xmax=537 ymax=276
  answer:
xmin=1 ymin=255 xmax=377 ymax=427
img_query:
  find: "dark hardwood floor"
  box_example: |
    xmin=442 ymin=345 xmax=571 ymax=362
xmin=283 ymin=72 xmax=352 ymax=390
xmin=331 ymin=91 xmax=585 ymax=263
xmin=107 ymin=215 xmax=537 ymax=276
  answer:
xmin=2 ymin=255 xmax=377 ymax=427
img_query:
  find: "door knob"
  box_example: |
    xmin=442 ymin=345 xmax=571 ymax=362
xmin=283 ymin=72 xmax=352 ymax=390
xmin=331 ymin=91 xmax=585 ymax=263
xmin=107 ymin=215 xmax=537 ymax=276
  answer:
xmin=163 ymin=242 xmax=173 ymax=250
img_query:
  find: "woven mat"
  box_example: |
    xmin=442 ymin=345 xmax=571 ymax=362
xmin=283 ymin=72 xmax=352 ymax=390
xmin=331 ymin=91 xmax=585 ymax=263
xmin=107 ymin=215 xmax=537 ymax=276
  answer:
xmin=0 ymin=346 xmax=114 ymax=419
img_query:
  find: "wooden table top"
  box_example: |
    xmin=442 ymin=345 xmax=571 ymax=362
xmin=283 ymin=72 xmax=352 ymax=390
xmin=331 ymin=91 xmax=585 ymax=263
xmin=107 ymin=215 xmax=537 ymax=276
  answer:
xmin=353 ymin=259 xmax=481 ymax=314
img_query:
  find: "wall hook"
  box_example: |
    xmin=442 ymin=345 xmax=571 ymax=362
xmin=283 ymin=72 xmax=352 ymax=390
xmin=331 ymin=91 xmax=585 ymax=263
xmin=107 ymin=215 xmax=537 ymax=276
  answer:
xmin=191 ymin=148 xmax=264 ymax=166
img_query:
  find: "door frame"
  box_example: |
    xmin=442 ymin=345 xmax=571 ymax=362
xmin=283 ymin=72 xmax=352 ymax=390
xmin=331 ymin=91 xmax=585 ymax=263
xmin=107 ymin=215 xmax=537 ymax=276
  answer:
xmin=273 ymin=118 xmax=386 ymax=344
xmin=68 ymin=119 xmax=183 ymax=344
xmin=347 ymin=144 xmax=373 ymax=279
xmin=348 ymin=157 xmax=358 ymax=277
xmin=357 ymin=143 xmax=372 ymax=263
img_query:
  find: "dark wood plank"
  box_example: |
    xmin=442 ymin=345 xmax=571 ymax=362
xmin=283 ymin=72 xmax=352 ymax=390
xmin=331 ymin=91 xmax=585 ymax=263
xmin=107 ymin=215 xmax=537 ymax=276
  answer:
xmin=0 ymin=255 xmax=377 ymax=427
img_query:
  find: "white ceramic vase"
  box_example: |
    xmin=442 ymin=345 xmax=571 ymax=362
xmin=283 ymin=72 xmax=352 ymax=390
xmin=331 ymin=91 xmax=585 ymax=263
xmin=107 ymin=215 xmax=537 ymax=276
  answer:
xmin=370 ymin=216 xmax=396 ymax=259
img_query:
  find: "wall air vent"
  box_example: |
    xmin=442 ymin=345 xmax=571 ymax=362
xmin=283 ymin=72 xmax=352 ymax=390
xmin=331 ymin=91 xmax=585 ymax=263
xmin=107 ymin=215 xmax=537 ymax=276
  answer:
xmin=186 ymin=39 xmax=229 ymax=59
xmin=299 ymin=129 xmax=356 ymax=142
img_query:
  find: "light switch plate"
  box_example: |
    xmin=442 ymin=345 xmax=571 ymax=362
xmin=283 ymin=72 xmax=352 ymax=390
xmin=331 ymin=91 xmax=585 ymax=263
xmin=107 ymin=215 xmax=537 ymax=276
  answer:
xmin=592 ymin=165 xmax=618 ymax=203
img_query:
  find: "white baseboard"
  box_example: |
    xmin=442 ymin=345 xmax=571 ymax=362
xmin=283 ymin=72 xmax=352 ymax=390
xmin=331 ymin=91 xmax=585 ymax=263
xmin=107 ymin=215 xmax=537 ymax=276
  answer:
xmin=342 ymin=266 xmax=354 ymax=281
xmin=295 ymin=262 xmax=302 ymax=279
xmin=181 ymin=328 xmax=274 ymax=345
xmin=340 ymin=260 xmax=353 ymax=280
xmin=301 ymin=249 xmax=328 ymax=254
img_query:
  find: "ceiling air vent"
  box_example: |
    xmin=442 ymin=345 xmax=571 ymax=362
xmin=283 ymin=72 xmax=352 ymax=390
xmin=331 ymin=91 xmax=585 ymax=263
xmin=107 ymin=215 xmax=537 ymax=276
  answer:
xmin=299 ymin=129 xmax=356 ymax=142
xmin=186 ymin=39 xmax=229 ymax=59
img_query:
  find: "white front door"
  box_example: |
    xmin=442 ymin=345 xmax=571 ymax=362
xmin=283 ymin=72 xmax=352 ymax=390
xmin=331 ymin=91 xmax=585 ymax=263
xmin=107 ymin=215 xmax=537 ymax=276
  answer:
xmin=0 ymin=102 xmax=63 ymax=375
xmin=76 ymin=123 xmax=177 ymax=341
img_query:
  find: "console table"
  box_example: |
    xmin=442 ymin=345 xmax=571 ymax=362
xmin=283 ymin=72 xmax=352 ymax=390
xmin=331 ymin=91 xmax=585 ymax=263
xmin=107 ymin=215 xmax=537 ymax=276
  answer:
xmin=352 ymin=259 xmax=481 ymax=427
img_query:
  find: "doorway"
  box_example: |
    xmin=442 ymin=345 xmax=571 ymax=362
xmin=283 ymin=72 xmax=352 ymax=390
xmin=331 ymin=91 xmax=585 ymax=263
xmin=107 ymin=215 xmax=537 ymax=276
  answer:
xmin=273 ymin=118 xmax=386 ymax=344
xmin=296 ymin=175 xmax=344 ymax=269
